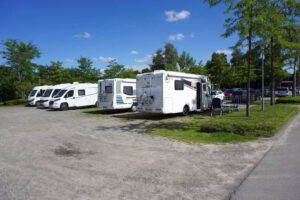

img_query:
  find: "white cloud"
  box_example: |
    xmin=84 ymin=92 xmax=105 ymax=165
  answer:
xmin=65 ymin=58 xmax=74 ymax=64
xmin=74 ymin=32 xmax=91 ymax=39
xmin=215 ymin=49 xmax=233 ymax=55
xmin=93 ymin=56 xmax=116 ymax=63
xmin=130 ymin=50 xmax=139 ymax=55
xmin=165 ymin=10 xmax=191 ymax=22
xmin=168 ymin=33 xmax=185 ymax=41
xmin=134 ymin=54 xmax=153 ymax=63
xmin=190 ymin=32 xmax=196 ymax=38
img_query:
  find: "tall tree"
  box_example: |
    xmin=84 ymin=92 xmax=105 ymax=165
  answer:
xmin=151 ymin=49 xmax=165 ymax=71
xmin=0 ymin=39 xmax=40 ymax=98
xmin=206 ymin=0 xmax=263 ymax=116
xmin=77 ymin=57 xmax=93 ymax=73
xmin=164 ymin=43 xmax=178 ymax=71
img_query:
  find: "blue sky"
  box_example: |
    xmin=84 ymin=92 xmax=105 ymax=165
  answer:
xmin=0 ymin=0 xmax=236 ymax=70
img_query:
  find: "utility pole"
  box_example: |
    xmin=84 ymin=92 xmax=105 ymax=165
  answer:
xmin=261 ymin=47 xmax=265 ymax=112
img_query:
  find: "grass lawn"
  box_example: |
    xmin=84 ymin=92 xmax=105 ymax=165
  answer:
xmin=151 ymin=104 xmax=299 ymax=143
xmin=276 ymin=96 xmax=300 ymax=104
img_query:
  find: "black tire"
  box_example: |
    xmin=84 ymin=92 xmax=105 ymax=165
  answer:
xmin=182 ymin=105 xmax=190 ymax=116
xmin=131 ymin=104 xmax=137 ymax=112
xmin=60 ymin=103 xmax=69 ymax=111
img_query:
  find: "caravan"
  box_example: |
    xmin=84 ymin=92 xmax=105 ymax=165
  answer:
xmin=49 ymin=83 xmax=98 ymax=111
xmin=37 ymin=83 xmax=71 ymax=108
xmin=136 ymin=70 xmax=212 ymax=115
xmin=98 ymin=79 xmax=137 ymax=111
xmin=27 ymin=85 xmax=50 ymax=106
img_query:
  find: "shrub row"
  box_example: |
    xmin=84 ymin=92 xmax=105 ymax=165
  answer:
xmin=3 ymin=99 xmax=27 ymax=106
xmin=276 ymin=96 xmax=300 ymax=104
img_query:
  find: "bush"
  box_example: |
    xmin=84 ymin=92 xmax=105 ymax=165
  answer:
xmin=276 ymin=96 xmax=300 ymax=104
xmin=3 ymin=99 xmax=27 ymax=106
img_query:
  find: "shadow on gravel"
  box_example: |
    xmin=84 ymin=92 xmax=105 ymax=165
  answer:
xmin=54 ymin=143 xmax=96 ymax=159
xmin=113 ymin=112 xmax=180 ymax=121
xmin=82 ymin=109 xmax=131 ymax=115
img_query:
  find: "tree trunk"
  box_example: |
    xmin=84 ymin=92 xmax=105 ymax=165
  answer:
xmin=293 ymin=59 xmax=296 ymax=97
xmin=270 ymin=37 xmax=275 ymax=105
xmin=246 ymin=4 xmax=253 ymax=117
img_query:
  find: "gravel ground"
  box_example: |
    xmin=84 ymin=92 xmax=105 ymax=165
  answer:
xmin=0 ymin=106 xmax=273 ymax=200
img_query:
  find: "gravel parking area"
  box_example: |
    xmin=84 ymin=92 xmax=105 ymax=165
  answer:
xmin=0 ymin=106 xmax=273 ymax=200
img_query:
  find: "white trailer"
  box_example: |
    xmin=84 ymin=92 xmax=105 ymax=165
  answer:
xmin=98 ymin=78 xmax=137 ymax=111
xmin=38 ymin=83 xmax=71 ymax=108
xmin=27 ymin=85 xmax=50 ymax=106
xmin=49 ymin=83 xmax=98 ymax=111
xmin=136 ymin=70 xmax=212 ymax=115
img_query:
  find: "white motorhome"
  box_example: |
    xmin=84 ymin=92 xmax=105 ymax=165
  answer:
xmin=98 ymin=79 xmax=137 ymax=111
xmin=27 ymin=85 xmax=50 ymax=106
xmin=49 ymin=83 xmax=98 ymax=111
xmin=37 ymin=83 xmax=71 ymax=108
xmin=136 ymin=70 xmax=212 ymax=115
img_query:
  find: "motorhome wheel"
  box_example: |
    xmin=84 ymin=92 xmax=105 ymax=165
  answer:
xmin=131 ymin=104 xmax=137 ymax=112
xmin=60 ymin=103 xmax=69 ymax=111
xmin=182 ymin=105 xmax=190 ymax=116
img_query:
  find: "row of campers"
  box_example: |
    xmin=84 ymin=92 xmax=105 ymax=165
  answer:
xmin=27 ymin=70 xmax=212 ymax=115
xmin=98 ymin=70 xmax=212 ymax=115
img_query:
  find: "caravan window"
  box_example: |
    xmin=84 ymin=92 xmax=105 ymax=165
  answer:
xmin=123 ymin=86 xmax=133 ymax=95
xmin=175 ymin=80 xmax=184 ymax=90
xmin=37 ymin=90 xmax=45 ymax=97
xmin=64 ymin=90 xmax=74 ymax=98
xmin=29 ymin=90 xmax=37 ymax=97
xmin=203 ymin=84 xmax=207 ymax=92
xmin=52 ymin=89 xmax=60 ymax=97
xmin=78 ymin=90 xmax=85 ymax=96
xmin=105 ymin=86 xmax=112 ymax=93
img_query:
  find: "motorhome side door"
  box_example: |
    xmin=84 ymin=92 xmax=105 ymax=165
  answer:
xmin=196 ymin=82 xmax=201 ymax=109
xmin=196 ymin=82 xmax=209 ymax=110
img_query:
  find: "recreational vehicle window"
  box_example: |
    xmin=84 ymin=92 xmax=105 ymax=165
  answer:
xmin=183 ymin=79 xmax=192 ymax=86
xmin=175 ymin=80 xmax=184 ymax=90
xmin=52 ymin=89 xmax=60 ymax=97
xmin=105 ymin=86 xmax=112 ymax=93
xmin=57 ymin=89 xmax=67 ymax=97
xmin=203 ymin=84 xmax=207 ymax=92
xmin=78 ymin=90 xmax=85 ymax=96
xmin=123 ymin=86 xmax=133 ymax=95
xmin=29 ymin=90 xmax=37 ymax=97
xmin=64 ymin=90 xmax=74 ymax=98
xmin=43 ymin=89 xmax=53 ymax=97
xmin=37 ymin=90 xmax=45 ymax=97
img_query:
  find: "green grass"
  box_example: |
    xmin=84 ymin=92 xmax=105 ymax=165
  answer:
xmin=151 ymin=104 xmax=298 ymax=143
xmin=276 ymin=96 xmax=300 ymax=104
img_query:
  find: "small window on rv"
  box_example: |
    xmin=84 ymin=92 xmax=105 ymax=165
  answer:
xmin=203 ymin=84 xmax=207 ymax=92
xmin=123 ymin=86 xmax=133 ymax=95
xmin=175 ymin=80 xmax=184 ymax=90
xmin=37 ymin=90 xmax=45 ymax=97
xmin=105 ymin=86 xmax=112 ymax=93
xmin=64 ymin=90 xmax=74 ymax=98
xmin=78 ymin=89 xmax=85 ymax=96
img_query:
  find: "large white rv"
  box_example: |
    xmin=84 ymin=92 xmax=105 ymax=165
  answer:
xmin=136 ymin=70 xmax=212 ymax=115
xmin=27 ymin=85 xmax=50 ymax=106
xmin=49 ymin=83 xmax=98 ymax=111
xmin=98 ymin=79 xmax=137 ymax=111
xmin=37 ymin=83 xmax=71 ymax=108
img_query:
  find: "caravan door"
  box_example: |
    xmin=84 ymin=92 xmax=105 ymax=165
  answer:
xmin=196 ymin=82 xmax=209 ymax=111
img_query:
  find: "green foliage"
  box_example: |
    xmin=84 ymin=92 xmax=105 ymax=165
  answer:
xmin=103 ymin=60 xmax=138 ymax=79
xmin=276 ymin=96 xmax=300 ymax=104
xmin=151 ymin=104 xmax=298 ymax=143
xmin=3 ymin=99 xmax=26 ymax=106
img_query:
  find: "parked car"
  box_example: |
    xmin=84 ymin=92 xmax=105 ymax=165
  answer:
xmin=211 ymin=90 xmax=224 ymax=100
xmin=276 ymin=87 xmax=292 ymax=97
xmin=224 ymin=89 xmax=234 ymax=98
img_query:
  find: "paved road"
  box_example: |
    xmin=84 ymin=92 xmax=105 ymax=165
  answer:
xmin=232 ymin=113 xmax=300 ymax=200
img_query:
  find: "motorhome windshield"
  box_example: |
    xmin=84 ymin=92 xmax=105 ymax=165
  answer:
xmin=29 ymin=90 xmax=37 ymax=97
xmin=43 ymin=89 xmax=53 ymax=97
xmin=56 ymin=89 xmax=67 ymax=97
xmin=52 ymin=89 xmax=60 ymax=97
xmin=37 ymin=90 xmax=45 ymax=97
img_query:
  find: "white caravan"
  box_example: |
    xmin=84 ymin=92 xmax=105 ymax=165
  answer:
xmin=49 ymin=83 xmax=98 ymax=111
xmin=38 ymin=83 xmax=71 ymax=108
xmin=136 ymin=70 xmax=212 ymax=115
xmin=27 ymin=85 xmax=50 ymax=106
xmin=98 ymin=79 xmax=137 ymax=111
